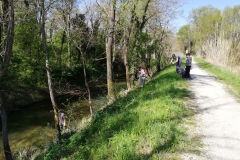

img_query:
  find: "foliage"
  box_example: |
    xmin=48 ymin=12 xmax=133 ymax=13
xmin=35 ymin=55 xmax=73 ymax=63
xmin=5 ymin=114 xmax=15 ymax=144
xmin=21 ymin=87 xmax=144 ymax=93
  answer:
xmin=10 ymin=18 xmax=45 ymax=85
xmin=0 ymin=0 xmax=187 ymax=158
xmin=37 ymin=65 xmax=200 ymax=159
xmin=177 ymin=24 xmax=191 ymax=52
xmin=189 ymin=5 xmax=221 ymax=46
xmin=3 ymin=0 xmax=182 ymax=94
xmin=179 ymin=5 xmax=240 ymax=72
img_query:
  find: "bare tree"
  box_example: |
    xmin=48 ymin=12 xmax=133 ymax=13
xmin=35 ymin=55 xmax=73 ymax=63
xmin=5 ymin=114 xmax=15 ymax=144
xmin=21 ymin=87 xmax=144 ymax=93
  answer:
xmin=106 ymin=0 xmax=116 ymax=102
xmin=39 ymin=0 xmax=61 ymax=142
xmin=121 ymin=0 xmax=152 ymax=89
xmin=0 ymin=0 xmax=14 ymax=159
xmin=97 ymin=0 xmax=116 ymax=102
xmin=56 ymin=0 xmax=76 ymax=68
xmin=71 ymin=12 xmax=95 ymax=117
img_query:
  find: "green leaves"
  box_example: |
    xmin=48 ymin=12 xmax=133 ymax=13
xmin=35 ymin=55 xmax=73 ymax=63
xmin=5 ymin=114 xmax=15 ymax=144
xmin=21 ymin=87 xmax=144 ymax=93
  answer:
xmin=180 ymin=4 xmax=240 ymax=68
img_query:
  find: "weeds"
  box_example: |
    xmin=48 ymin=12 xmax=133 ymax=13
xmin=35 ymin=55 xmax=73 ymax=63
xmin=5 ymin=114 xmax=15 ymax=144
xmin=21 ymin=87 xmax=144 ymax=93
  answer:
xmin=12 ymin=146 xmax=40 ymax=160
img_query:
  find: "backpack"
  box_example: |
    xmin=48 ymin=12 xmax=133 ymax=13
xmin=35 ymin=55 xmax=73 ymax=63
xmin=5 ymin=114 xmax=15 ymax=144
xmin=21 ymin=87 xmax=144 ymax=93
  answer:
xmin=142 ymin=68 xmax=147 ymax=74
xmin=141 ymin=68 xmax=147 ymax=77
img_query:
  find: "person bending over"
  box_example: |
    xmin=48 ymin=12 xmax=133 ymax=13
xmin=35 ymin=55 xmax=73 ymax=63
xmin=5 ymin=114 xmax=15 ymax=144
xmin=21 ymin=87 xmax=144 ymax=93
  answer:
xmin=171 ymin=54 xmax=182 ymax=68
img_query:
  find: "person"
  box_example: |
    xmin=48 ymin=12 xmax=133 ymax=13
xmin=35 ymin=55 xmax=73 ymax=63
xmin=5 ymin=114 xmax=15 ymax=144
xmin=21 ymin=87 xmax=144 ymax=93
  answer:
xmin=176 ymin=66 xmax=185 ymax=75
xmin=176 ymin=66 xmax=187 ymax=78
xmin=58 ymin=111 xmax=66 ymax=130
xmin=170 ymin=54 xmax=182 ymax=68
xmin=138 ymin=67 xmax=147 ymax=87
xmin=185 ymin=53 xmax=192 ymax=78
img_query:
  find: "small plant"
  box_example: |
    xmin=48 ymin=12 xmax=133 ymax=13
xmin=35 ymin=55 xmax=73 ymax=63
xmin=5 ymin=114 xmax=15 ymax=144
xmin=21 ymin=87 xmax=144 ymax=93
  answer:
xmin=12 ymin=146 xmax=40 ymax=160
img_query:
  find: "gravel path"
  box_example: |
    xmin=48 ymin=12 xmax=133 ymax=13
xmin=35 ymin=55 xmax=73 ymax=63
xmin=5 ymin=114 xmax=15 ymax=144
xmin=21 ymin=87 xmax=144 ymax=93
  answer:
xmin=189 ymin=58 xmax=240 ymax=160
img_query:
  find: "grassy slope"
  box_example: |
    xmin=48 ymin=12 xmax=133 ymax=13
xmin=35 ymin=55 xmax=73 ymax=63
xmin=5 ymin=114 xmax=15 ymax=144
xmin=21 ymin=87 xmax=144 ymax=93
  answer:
xmin=38 ymin=65 xmax=200 ymax=160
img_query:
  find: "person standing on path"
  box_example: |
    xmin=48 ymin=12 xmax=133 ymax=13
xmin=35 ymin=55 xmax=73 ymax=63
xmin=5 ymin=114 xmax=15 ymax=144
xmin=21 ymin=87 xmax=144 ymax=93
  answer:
xmin=185 ymin=53 xmax=192 ymax=78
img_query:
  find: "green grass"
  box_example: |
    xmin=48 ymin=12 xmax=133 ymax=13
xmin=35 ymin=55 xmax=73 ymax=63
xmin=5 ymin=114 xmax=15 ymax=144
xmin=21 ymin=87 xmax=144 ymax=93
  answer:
xmin=37 ymin=65 xmax=200 ymax=160
xmin=194 ymin=57 xmax=240 ymax=100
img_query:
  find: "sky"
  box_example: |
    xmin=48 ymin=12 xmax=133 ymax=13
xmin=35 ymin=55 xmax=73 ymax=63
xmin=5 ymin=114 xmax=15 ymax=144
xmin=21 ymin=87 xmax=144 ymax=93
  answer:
xmin=174 ymin=0 xmax=240 ymax=29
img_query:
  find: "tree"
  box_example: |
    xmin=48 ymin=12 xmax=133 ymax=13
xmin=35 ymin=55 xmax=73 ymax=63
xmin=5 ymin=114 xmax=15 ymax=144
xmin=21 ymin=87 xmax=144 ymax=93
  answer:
xmin=11 ymin=3 xmax=44 ymax=86
xmin=184 ymin=5 xmax=240 ymax=70
xmin=0 ymin=0 xmax=14 ymax=159
xmin=71 ymin=13 xmax=94 ymax=117
xmin=177 ymin=24 xmax=191 ymax=53
xmin=116 ymin=0 xmax=185 ymax=88
xmin=221 ymin=5 xmax=240 ymax=65
xmin=54 ymin=0 xmax=76 ymax=68
xmin=118 ymin=0 xmax=136 ymax=89
xmin=117 ymin=0 xmax=153 ymax=89
xmin=39 ymin=0 xmax=61 ymax=142
xmin=100 ymin=0 xmax=116 ymax=102
xmin=188 ymin=5 xmax=221 ymax=48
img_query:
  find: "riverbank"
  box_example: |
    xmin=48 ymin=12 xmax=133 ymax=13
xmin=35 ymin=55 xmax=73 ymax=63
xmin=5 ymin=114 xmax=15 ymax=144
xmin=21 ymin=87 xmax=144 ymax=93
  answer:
xmin=35 ymin=64 xmax=201 ymax=160
xmin=2 ymin=82 xmax=50 ymax=109
xmin=0 ymin=79 xmax=126 ymax=160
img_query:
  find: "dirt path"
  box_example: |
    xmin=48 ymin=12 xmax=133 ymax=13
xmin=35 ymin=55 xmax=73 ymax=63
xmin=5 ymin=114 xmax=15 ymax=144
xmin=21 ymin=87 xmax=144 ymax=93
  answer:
xmin=188 ymin=58 xmax=240 ymax=160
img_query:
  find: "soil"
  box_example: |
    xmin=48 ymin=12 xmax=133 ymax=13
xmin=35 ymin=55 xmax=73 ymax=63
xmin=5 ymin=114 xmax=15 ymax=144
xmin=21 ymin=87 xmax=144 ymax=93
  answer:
xmin=183 ymin=58 xmax=240 ymax=160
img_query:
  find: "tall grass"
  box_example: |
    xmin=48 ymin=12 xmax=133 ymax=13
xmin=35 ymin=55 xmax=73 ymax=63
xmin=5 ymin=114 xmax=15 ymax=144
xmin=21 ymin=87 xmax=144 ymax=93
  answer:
xmin=36 ymin=65 xmax=200 ymax=160
xmin=194 ymin=57 xmax=240 ymax=99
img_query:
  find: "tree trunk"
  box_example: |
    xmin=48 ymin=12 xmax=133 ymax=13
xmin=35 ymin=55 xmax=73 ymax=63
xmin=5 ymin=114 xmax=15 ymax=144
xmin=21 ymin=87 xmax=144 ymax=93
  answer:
xmin=80 ymin=49 xmax=94 ymax=117
xmin=59 ymin=31 xmax=65 ymax=67
xmin=123 ymin=29 xmax=131 ymax=90
xmin=0 ymin=0 xmax=14 ymax=159
xmin=40 ymin=0 xmax=61 ymax=142
xmin=157 ymin=54 xmax=161 ymax=72
xmin=106 ymin=0 xmax=116 ymax=103
xmin=0 ymin=93 xmax=12 ymax=160
xmin=67 ymin=17 xmax=71 ymax=68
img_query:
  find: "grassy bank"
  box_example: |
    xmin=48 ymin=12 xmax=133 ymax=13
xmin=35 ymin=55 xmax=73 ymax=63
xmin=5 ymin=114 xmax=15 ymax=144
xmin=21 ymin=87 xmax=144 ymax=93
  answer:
xmin=36 ymin=65 xmax=200 ymax=160
xmin=194 ymin=57 xmax=240 ymax=100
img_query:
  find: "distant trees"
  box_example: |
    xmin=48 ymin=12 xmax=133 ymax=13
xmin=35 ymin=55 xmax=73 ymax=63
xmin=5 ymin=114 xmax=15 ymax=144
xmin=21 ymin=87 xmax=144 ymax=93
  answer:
xmin=177 ymin=5 xmax=240 ymax=71
xmin=177 ymin=24 xmax=191 ymax=53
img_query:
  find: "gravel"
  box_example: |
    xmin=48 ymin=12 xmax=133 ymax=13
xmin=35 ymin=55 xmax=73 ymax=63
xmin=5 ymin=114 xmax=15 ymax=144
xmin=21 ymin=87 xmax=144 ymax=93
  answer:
xmin=188 ymin=58 xmax=240 ymax=160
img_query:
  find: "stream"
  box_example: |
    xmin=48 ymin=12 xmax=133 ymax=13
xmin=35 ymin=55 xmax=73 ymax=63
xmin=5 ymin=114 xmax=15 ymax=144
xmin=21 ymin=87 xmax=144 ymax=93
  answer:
xmin=0 ymin=81 xmax=127 ymax=159
xmin=0 ymin=95 xmax=94 ymax=159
